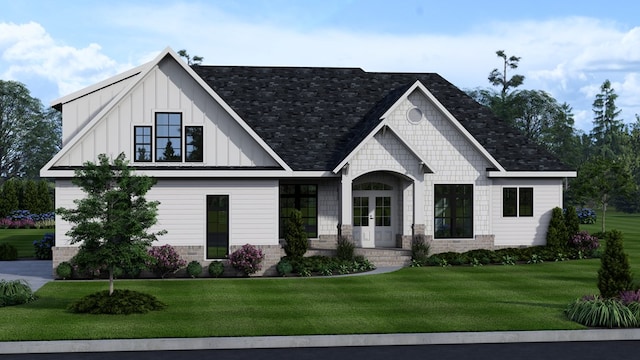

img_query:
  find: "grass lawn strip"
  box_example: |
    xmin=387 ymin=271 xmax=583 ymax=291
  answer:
xmin=0 ymin=229 xmax=50 ymax=258
xmin=0 ymin=212 xmax=637 ymax=341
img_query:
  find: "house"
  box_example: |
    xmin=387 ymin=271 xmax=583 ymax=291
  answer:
xmin=41 ymin=47 xmax=576 ymax=275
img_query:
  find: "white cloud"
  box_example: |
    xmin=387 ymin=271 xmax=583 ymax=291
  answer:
xmin=0 ymin=22 xmax=129 ymax=98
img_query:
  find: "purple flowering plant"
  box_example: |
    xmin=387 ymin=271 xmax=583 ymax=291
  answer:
xmin=147 ymin=244 xmax=187 ymax=278
xmin=229 ymin=244 xmax=264 ymax=276
xmin=570 ymin=231 xmax=599 ymax=253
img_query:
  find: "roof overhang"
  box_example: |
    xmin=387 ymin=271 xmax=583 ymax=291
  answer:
xmin=487 ymin=171 xmax=577 ymax=178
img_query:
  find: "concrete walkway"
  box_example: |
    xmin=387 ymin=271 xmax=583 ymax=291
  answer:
xmin=0 ymin=259 xmax=52 ymax=291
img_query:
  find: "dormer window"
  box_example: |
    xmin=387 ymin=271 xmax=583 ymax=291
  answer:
xmin=156 ymin=112 xmax=182 ymax=162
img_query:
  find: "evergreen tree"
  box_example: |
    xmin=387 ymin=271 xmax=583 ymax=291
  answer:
xmin=598 ymin=230 xmax=633 ymax=298
xmin=546 ymin=207 xmax=568 ymax=250
xmin=283 ymin=209 xmax=308 ymax=259
xmin=0 ymin=179 xmax=19 ymax=217
xmin=590 ymin=80 xmax=627 ymax=160
xmin=57 ymin=153 xmax=166 ymax=295
xmin=564 ymin=206 xmax=580 ymax=239
xmin=35 ymin=180 xmax=53 ymax=214
xmin=22 ymin=179 xmax=38 ymax=213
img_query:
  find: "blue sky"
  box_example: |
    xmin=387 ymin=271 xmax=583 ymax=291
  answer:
xmin=2 ymin=0 xmax=640 ymax=132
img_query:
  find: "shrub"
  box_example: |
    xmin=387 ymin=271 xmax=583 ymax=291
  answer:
xmin=336 ymin=236 xmax=355 ymax=261
xmin=576 ymin=208 xmax=597 ymax=224
xmin=186 ymin=261 xmax=203 ymax=278
xmin=68 ymin=289 xmax=166 ymax=315
xmin=564 ymin=206 xmax=580 ymax=238
xmin=147 ymin=245 xmax=187 ymax=278
xmin=0 ymin=243 xmax=18 ymax=260
xmin=0 ymin=279 xmax=36 ymax=307
xmin=56 ymin=261 xmax=73 ymax=279
xmin=411 ymin=234 xmax=430 ymax=265
xmin=229 ymin=244 xmax=264 ymax=276
xmin=619 ymin=289 xmax=640 ymax=305
xmin=598 ymin=230 xmax=633 ymax=298
xmin=208 ymin=261 xmax=225 ymax=277
xmin=570 ymin=231 xmax=600 ymax=254
xmin=276 ymin=259 xmax=293 ymax=276
xmin=546 ymin=207 xmax=569 ymax=250
xmin=33 ymin=233 xmax=55 ymax=260
xmin=565 ymin=296 xmax=637 ymax=328
xmin=283 ymin=209 xmax=308 ymax=259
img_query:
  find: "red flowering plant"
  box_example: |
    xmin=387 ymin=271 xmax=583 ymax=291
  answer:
xmin=147 ymin=244 xmax=187 ymax=278
xmin=570 ymin=231 xmax=600 ymax=254
xmin=229 ymin=244 xmax=264 ymax=276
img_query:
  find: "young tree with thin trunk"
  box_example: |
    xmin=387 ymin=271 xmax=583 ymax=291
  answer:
xmin=57 ymin=153 xmax=165 ymax=295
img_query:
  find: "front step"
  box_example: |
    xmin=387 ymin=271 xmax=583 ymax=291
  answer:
xmin=307 ymin=248 xmax=412 ymax=267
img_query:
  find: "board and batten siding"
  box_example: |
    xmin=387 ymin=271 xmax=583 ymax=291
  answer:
xmin=54 ymin=179 xmax=280 ymax=254
xmin=53 ymin=56 xmax=278 ymax=168
xmin=491 ymin=178 xmax=564 ymax=247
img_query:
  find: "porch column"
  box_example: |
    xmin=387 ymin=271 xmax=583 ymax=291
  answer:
xmin=413 ymin=177 xmax=426 ymax=237
xmin=339 ymin=167 xmax=353 ymax=240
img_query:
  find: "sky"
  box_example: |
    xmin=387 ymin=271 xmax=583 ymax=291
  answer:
xmin=1 ymin=0 xmax=640 ymax=132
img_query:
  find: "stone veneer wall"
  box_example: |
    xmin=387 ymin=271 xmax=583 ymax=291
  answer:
xmin=427 ymin=235 xmax=495 ymax=254
xmin=52 ymin=244 xmax=285 ymax=278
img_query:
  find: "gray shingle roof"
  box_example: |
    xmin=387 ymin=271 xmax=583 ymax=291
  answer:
xmin=192 ymin=66 xmax=572 ymax=172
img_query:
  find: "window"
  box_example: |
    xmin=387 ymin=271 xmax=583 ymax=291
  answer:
xmin=206 ymin=195 xmax=229 ymax=259
xmin=134 ymin=126 xmax=152 ymax=162
xmin=434 ymin=184 xmax=473 ymax=238
xmin=279 ymin=184 xmax=317 ymax=238
xmin=185 ymin=126 xmax=203 ymax=162
xmin=155 ymin=112 xmax=182 ymax=162
xmin=353 ymin=182 xmax=393 ymax=190
xmin=375 ymin=197 xmax=391 ymax=226
xmin=503 ymin=187 xmax=534 ymax=217
xmin=353 ymin=197 xmax=369 ymax=226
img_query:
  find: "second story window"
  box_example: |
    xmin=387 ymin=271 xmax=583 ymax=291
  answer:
xmin=156 ymin=113 xmax=182 ymax=162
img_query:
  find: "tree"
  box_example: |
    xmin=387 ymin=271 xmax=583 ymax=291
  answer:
xmin=57 ymin=153 xmax=165 ymax=295
xmin=0 ymin=80 xmax=61 ymax=181
xmin=572 ymin=156 xmax=635 ymax=232
xmin=177 ymin=49 xmax=203 ymax=66
xmin=564 ymin=205 xmax=580 ymax=239
xmin=597 ymin=230 xmax=633 ymax=298
xmin=35 ymin=180 xmax=53 ymax=214
xmin=22 ymin=179 xmax=38 ymax=213
xmin=283 ymin=209 xmax=308 ymax=259
xmin=488 ymin=50 xmax=525 ymax=99
xmin=0 ymin=179 xmax=19 ymax=216
xmin=590 ymin=80 xmax=627 ymax=160
xmin=546 ymin=207 xmax=568 ymax=250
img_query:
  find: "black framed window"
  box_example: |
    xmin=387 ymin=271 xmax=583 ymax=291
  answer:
xmin=155 ymin=112 xmax=182 ymax=162
xmin=185 ymin=126 xmax=203 ymax=162
xmin=279 ymin=184 xmax=317 ymax=238
xmin=134 ymin=126 xmax=152 ymax=162
xmin=206 ymin=195 xmax=229 ymax=259
xmin=434 ymin=184 xmax=473 ymax=238
xmin=503 ymin=187 xmax=534 ymax=217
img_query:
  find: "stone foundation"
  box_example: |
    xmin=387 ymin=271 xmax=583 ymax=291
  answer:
xmin=313 ymin=235 xmax=339 ymax=249
xmin=427 ymin=235 xmax=496 ymax=254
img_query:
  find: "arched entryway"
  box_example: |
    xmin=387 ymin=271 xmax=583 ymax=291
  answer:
xmin=351 ymin=171 xmax=411 ymax=248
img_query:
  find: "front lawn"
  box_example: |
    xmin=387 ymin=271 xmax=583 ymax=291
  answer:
xmin=0 ymin=229 xmax=50 ymax=258
xmin=0 ymin=211 xmax=638 ymax=341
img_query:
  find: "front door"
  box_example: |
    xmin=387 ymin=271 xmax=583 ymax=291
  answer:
xmin=353 ymin=191 xmax=394 ymax=248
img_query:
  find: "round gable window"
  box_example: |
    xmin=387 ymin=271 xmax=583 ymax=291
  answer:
xmin=406 ymin=107 xmax=423 ymax=124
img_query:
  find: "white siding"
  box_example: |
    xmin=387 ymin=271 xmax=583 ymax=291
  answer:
xmin=491 ymin=178 xmax=564 ymax=246
xmin=318 ymin=179 xmax=339 ymax=236
xmin=54 ymin=179 xmax=279 ymax=252
xmin=53 ymin=57 xmax=278 ymax=169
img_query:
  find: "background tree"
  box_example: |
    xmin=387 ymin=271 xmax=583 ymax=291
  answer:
xmin=22 ymin=179 xmax=38 ymax=214
xmin=590 ymin=80 xmax=627 ymax=160
xmin=177 ymin=49 xmax=203 ymax=66
xmin=0 ymin=179 xmax=19 ymax=217
xmin=0 ymin=80 xmax=61 ymax=182
xmin=35 ymin=180 xmax=53 ymax=214
xmin=57 ymin=153 xmax=165 ymax=295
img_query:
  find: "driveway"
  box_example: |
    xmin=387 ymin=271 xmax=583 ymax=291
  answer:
xmin=0 ymin=260 xmax=52 ymax=291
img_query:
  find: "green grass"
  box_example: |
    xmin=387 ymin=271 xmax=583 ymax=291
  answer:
xmin=0 ymin=229 xmax=50 ymax=258
xmin=0 ymin=212 xmax=638 ymax=341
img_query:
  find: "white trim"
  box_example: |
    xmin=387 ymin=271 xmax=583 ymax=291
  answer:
xmin=332 ymin=121 xmax=387 ymax=173
xmin=40 ymin=168 xmax=340 ymax=178
xmin=488 ymin=171 xmax=577 ymax=178
xmin=41 ymin=47 xmax=292 ymax=177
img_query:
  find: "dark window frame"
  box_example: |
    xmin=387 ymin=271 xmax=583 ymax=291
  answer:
xmin=134 ymin=126 xmax=152 ymax=162
xmin=185 ymin=126 xmax=204 ymax=162
xmin=503 ymin=187 xmax=534 ymax=217
xmin=279 ymin=184 xmax=318 ymax=238
xmin=206 ymin=195 xmax=229 ymax=260
xmin=434 ymin=184 xmax=473 ymax=239
xmin=155 ymin=112 xmax=182 ymax=162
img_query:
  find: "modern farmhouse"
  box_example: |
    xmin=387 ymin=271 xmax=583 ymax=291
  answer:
xmin=41 ymin=47 xmax=576 ymax=275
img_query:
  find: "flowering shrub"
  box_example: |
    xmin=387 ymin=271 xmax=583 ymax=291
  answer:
xmin=570 ymin=231 xmax=600 ymax=253
xmin=147 ymin=245 xmax=187 ymax=278
xmin=576 ymin=208 xmax=596 ymax=224
xmin=619 ymin=290 xmax=640 ymax=305
xmin=33 ymin=233 xmax=55 ymax=260
xmin=0 ymin=210 xmax=55 ymax=229
xmin=229 ymin=244 xmax=264 ymax=276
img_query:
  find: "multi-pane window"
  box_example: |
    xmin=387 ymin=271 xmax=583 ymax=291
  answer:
xmin=353 ymin=197 xmax=369 ymax=226
xmin=279 ymin=184 xmax=318 ymax=238
xmin=503 ymin=187 xmax=534 ymax=217
xmin=155 ymin=113 xmax=182 ymax=162
xmin=134 ymin=126 xmax=152 ymax=162
xmin=375 ymin=197 xmax=391 ymax=226
xmin=434 ymin=184 xmax=473 ymax=238
xmin=206 ymin=195 xmax=229 ymax=259
xmin=185 ymin=126 xmax=203 ymax=162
